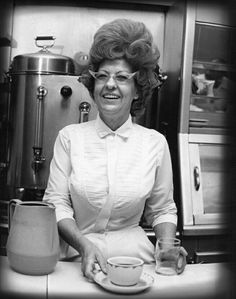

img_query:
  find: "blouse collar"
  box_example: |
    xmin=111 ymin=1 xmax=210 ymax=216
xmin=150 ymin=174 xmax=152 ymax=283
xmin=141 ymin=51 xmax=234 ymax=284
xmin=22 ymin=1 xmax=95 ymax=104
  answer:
xmin=95 ymin=114 xmax=133 ymax=139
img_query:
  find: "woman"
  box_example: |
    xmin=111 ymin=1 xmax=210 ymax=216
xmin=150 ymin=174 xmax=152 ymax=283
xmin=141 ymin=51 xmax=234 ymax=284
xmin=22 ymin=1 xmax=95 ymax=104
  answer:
xmin=43 ymin=18 xmax=180 ymax=281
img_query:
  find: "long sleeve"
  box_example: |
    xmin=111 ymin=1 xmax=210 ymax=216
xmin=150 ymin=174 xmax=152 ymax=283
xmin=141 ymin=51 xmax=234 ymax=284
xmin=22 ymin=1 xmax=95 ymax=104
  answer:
xmin=43 ymin=129 xmax=74 ymax=222
xmin=144 ymin=136 xmax=177 ymax=228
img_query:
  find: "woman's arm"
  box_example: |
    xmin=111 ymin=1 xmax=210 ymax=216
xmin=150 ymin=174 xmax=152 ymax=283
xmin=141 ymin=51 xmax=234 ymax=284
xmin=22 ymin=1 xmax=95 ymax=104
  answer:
xmin=148 ymin=135 xmax=187 ymax=267
xmin=43 ymin=128 xmax=106 ymax=281
xmin=43 ymin=129 xmax=74 ymax=221
xmin=58 ymin=218 xmax=107 ymax=281
xmin=153 ymin=222 xmax=177 ymax=240
xmin=144 ymin=135 xmax=178 ymax=230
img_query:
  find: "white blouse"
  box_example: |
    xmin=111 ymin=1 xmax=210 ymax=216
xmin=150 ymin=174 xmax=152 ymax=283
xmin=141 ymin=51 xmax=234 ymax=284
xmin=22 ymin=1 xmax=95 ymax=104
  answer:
xmin=43 ymin=114 xmax=177 ymax=262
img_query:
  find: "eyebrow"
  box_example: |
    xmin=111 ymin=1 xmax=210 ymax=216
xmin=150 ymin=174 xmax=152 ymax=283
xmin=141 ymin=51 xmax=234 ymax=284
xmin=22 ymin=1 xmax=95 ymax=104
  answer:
xmin=98 ymin=69 xmax=131 ymax=74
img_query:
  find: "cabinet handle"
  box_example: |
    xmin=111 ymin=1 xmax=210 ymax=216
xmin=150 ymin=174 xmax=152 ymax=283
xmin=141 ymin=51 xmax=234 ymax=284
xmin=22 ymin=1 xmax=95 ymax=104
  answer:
xmin=194 ymin=166 xmax=200 ymax=191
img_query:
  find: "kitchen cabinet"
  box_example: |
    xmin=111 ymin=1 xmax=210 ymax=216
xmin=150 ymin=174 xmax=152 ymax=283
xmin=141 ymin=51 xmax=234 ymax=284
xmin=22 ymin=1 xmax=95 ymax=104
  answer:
xmin=176 ymin=1 xmax=235 ymax=262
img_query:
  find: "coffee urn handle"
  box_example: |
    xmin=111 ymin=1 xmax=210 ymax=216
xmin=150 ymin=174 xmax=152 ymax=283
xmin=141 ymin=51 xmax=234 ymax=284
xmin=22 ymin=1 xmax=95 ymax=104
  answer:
xmin=35 ymin=36 xmax=56 ymax=51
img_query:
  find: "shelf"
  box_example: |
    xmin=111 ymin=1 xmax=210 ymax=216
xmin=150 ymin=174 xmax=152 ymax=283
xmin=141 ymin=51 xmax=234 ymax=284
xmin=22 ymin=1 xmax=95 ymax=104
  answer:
xmin=189 ymin=111 xmax=230 ymax=128
xmin=183 ymin=224 xmax=229 ymax=236
xmin=193 ymin=60 xmax=235 ymax=72
xmin=191 ymin=94 xmax=225 ymax=100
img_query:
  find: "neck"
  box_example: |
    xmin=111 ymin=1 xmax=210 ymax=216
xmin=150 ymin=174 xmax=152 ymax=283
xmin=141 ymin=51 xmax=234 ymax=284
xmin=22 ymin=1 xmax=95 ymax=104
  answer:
xmin=99 ymin=113 xmax=129 ymax=131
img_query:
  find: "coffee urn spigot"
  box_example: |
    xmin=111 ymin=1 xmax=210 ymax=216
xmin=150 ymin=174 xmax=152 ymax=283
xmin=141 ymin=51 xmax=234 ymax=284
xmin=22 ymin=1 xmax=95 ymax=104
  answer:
xmin=32 ymin=147 xmax=46 ymax=173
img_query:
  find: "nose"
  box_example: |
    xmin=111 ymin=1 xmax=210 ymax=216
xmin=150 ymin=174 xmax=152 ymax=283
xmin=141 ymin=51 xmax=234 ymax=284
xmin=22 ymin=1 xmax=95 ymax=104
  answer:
xmin=105 ymin=75 xmax=117 ymax=89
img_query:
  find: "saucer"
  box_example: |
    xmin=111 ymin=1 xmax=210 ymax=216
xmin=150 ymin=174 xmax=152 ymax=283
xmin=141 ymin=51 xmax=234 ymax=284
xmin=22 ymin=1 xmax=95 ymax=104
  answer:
xmin=94 ymin=271 xmax=154 ymax=294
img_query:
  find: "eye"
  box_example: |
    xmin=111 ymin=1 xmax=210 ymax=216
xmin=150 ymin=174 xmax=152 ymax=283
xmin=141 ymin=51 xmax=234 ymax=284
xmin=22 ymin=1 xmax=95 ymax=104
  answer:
xmin=115 ymin=74 xmax=129 ymax=82
xmin=95 ymin=72 xmax=108 ymax=81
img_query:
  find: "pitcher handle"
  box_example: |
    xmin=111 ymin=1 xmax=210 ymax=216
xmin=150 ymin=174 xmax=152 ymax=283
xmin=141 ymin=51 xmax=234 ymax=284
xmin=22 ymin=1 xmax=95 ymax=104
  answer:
xmin=8 ymin=199 xmax=22 ymax=232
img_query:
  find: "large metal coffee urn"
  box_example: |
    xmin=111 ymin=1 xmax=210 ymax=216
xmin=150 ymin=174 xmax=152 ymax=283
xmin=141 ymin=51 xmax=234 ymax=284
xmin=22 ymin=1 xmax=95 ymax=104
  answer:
xmin=7 ymin=36 xmax=97 ymax=200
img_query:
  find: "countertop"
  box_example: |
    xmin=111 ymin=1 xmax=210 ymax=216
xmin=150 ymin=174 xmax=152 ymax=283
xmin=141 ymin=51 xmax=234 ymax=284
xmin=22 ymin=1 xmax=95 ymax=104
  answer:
xmin=0 ymin=256 xmax=232 ymax=299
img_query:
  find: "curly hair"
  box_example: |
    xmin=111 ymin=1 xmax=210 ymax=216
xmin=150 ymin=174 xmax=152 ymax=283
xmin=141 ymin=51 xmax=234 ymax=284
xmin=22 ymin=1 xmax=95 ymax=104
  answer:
xmin=80 ymin=18 xmax=161 ymax=116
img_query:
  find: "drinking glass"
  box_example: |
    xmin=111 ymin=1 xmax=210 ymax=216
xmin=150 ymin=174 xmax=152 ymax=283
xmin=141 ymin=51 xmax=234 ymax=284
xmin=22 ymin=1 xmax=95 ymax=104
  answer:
xmin=155 ymin=238 xmax=186 ymax=275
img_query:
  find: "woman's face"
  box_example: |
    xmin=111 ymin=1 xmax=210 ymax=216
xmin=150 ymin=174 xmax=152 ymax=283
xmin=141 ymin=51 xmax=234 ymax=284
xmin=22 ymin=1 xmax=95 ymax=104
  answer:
xmin=93 ymin=59 xmax=138 ymax=126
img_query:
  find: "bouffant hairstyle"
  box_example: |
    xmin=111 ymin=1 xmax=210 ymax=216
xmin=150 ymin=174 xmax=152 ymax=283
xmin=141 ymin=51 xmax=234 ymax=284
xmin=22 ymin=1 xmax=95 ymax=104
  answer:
xmin=80 ymin=18 xmax=161 ymax=116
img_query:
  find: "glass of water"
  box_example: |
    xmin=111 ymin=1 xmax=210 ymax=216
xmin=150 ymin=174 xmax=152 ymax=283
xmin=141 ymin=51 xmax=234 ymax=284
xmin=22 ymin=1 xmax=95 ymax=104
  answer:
xmin=155 ymin=238 xmax=186 ymax=275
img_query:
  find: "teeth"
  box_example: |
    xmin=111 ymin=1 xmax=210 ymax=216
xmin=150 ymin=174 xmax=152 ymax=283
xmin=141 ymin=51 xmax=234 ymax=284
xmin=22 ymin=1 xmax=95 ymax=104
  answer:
xmin=103 ymin=94 xmax=119 ymax=99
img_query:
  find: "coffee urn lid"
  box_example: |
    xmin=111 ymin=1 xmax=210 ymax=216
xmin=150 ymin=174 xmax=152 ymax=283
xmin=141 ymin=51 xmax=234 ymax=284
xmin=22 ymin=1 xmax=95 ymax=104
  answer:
xmin=9 ymin=36 xmax=76 ymax=75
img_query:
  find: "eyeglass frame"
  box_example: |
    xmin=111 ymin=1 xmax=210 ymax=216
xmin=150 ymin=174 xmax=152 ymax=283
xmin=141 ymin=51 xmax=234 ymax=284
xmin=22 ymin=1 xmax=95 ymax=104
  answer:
xmin=88 ymin=69 xmax=137 ymax=85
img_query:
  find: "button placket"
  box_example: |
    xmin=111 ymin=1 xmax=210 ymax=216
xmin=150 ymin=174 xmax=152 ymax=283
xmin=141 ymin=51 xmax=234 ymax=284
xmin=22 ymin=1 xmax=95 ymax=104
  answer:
xmin=93 ymin=133 xmax=118 ymax=232
xmin=107 ymin=133 xmax=117 ymax=193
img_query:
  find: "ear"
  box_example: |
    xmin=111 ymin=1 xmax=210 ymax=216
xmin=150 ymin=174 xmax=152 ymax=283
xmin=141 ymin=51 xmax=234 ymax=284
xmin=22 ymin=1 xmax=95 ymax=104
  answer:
xmin=133 ymin=88 xmax=139 ymax=100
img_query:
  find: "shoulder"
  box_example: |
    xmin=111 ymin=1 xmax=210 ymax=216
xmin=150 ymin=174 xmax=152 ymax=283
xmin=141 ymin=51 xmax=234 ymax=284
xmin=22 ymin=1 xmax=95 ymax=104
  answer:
xmin=132 ymin=125 xmax=171 ymax=166
xmin=133 ymin=123 xmax=167 ymax=144
xmin=56 ymin=120 xmax=96 ymax=150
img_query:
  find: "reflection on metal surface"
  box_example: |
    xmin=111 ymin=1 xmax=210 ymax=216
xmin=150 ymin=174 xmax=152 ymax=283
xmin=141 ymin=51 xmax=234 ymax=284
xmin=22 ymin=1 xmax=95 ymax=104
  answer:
xmin=79 ymin=102 xmax=91 ymax=123
xmin=7 ymin=74 xmax=97 ymax=194
xmin=193 ymin=166 xmax=200 ymax=191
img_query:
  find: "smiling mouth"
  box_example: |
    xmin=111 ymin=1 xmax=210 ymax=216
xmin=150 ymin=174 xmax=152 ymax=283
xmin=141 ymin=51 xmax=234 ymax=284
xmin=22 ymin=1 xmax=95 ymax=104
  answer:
xmin=103 ymin=93 xmax=120 ymax=100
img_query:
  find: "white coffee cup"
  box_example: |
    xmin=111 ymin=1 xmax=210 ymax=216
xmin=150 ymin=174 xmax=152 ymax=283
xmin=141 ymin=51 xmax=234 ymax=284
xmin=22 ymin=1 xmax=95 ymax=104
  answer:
xmin=107 ymin=256 xmax=144 ymax=286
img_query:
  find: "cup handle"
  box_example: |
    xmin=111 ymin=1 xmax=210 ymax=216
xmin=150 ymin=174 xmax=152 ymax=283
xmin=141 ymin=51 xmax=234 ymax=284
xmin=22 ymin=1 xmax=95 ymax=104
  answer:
xmin=8 ymin=199 xmax=22 ymax=232
xmin=176 ymin=247 xmax=188 ymax=274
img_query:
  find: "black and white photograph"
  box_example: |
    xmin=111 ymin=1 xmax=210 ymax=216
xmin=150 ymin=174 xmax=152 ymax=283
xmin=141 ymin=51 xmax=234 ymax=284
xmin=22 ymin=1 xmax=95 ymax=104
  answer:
xmin=0 ymin=1 xmax=235 ymax=299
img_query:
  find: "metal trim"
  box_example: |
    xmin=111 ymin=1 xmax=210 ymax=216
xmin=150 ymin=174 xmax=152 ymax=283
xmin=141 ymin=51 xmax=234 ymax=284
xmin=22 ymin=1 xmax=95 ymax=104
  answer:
xmin=178 ymin=1 xmax=196 ymax=133
xmin=178 ymin=133 xmax=194 ymax=225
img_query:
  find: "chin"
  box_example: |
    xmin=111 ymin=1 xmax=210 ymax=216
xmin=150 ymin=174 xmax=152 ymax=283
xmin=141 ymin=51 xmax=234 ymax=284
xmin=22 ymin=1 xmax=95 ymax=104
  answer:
xmin=102 ymin=104 xmax=121 ymax=113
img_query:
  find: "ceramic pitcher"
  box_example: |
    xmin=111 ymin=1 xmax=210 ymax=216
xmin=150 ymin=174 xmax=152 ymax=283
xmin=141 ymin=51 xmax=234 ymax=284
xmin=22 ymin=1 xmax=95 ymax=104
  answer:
xmin=6 ymin=199 xmax=60 ymax=275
